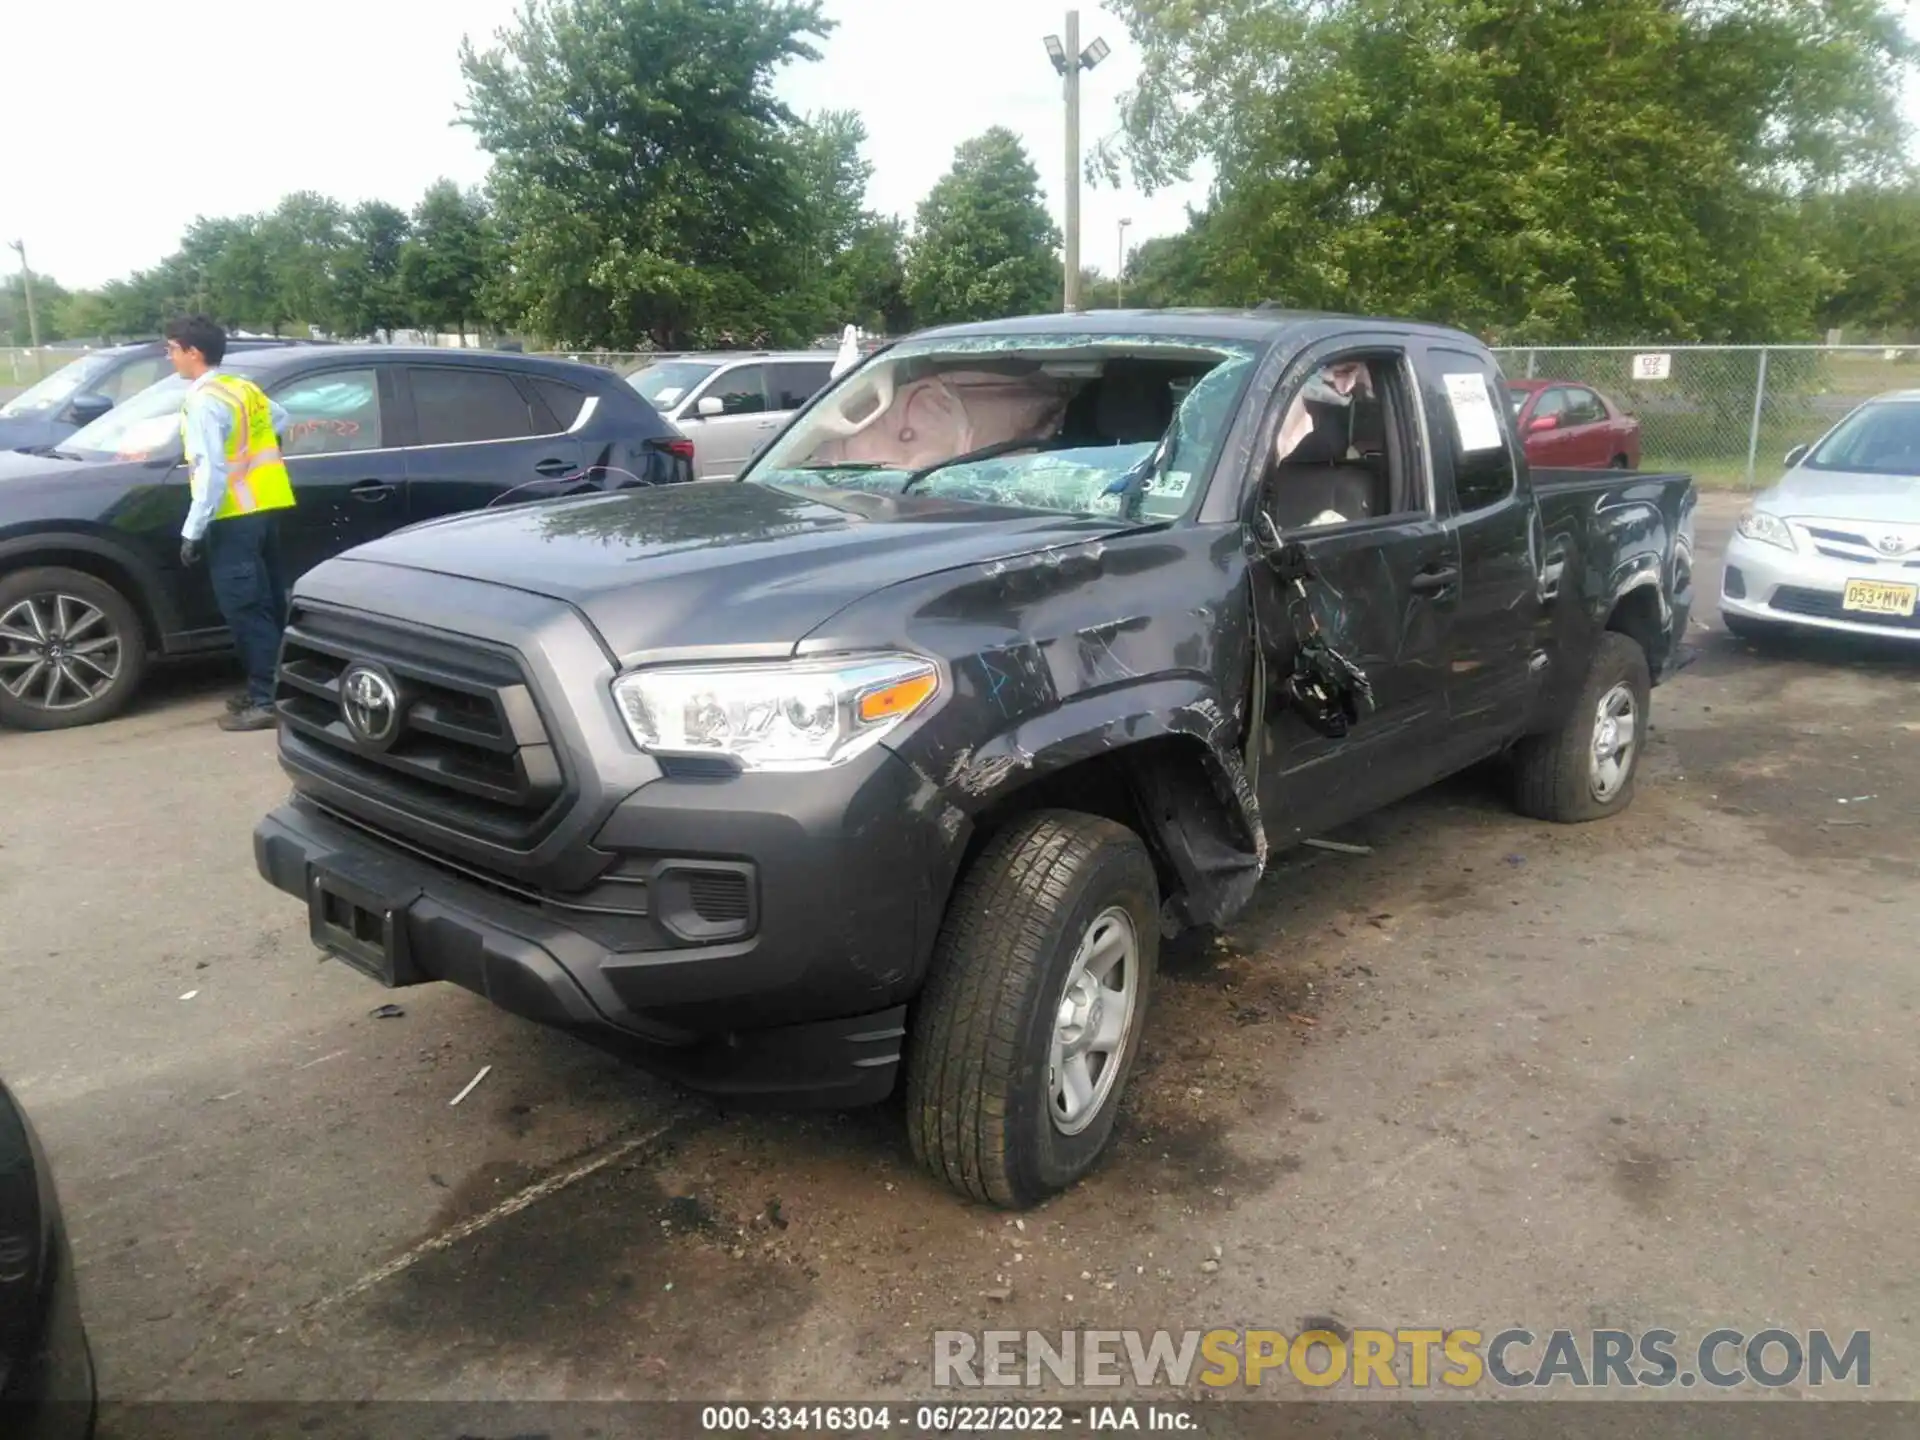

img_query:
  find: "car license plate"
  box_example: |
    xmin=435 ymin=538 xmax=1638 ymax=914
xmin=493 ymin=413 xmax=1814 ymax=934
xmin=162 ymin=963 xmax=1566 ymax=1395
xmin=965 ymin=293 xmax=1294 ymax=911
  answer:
xmin=307 ymin=861 xmax=421 ymax=986
xmin=1842 ymin=579 xmax=1918 ymax=617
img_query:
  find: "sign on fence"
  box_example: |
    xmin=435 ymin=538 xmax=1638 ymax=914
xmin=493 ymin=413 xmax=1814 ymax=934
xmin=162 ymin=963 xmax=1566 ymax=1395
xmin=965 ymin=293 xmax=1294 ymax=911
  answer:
xmin=1631 ymin=353 xmax=1673 ymax=381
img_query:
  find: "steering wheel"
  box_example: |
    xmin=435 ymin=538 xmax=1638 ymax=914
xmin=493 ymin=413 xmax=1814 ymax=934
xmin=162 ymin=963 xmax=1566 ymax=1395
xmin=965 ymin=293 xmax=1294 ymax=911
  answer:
xmin=811 ymin=364 xmax=897 ymax=438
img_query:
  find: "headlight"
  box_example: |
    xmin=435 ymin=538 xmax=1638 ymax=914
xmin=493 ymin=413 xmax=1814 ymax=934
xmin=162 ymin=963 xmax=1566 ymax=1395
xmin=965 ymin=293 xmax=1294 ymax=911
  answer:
xmin=612 ymin=654 xmax=939 ymax=771
xmin=1736 ymin=509 xmax=1795 ymax=552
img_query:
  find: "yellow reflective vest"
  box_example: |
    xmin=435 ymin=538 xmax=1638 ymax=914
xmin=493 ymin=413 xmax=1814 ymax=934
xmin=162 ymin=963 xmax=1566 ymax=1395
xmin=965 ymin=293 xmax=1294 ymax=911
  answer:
xmin=182 ymin=372 xmax=295 ymax=521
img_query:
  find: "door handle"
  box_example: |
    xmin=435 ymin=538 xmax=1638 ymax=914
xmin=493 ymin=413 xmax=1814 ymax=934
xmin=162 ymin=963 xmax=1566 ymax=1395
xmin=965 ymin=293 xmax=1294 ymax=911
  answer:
xmin=533 ymin=457 xmax=574 ymax=477
xmin=350 ymin=480 xmax=396 ymax=502
xmin=1410 ymin=566 xmax=1459 ymax=594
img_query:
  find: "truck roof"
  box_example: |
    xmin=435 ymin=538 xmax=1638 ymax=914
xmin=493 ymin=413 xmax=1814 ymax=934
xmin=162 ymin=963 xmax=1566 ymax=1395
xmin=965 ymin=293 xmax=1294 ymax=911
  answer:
xmin=908 ymin=307 xmax=1485 ymax=349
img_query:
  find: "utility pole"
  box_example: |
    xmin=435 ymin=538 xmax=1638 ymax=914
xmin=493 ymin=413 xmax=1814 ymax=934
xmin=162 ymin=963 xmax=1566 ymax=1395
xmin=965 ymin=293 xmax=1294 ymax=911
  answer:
xmin=1045 ymin=13 xmax=1109 ymax=314
xmin=7 ymin=239 xmax=42 ymax=349
xmin=1116 ymin=217 xmax=1132 ymax=309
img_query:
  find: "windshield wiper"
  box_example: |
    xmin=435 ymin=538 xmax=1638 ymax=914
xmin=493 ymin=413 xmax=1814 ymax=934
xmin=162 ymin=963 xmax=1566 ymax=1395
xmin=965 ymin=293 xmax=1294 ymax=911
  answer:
xmin=793 ymin=461 xmax=891 ymax=471
xmin=899 ymin=437 xmax=1057 ymax=495
xmin=46 ymin=448 xmax=87 ymax=462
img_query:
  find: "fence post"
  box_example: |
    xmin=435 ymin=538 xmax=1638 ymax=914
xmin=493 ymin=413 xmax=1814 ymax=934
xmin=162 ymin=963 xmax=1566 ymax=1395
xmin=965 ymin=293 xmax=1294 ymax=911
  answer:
xmin=1525 ymin=350 xmax=1538 ymax=380
xmin=1743 ymin=347 xmax=1770 ymax=489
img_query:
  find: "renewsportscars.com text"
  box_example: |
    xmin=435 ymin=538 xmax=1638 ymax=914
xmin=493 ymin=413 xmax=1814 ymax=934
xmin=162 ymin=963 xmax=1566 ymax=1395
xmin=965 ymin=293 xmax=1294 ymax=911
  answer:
xmin=933 ymin=1327 xmax=1870 ymax=1390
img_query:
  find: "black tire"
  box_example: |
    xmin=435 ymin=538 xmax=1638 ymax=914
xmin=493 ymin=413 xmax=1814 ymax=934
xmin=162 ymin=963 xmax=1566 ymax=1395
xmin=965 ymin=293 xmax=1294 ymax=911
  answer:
xmin=906 ymin=810 xmax=1160 ymax=1208
xmin=0 ymin=567 xmax=148 ymax=731
xmin=1510 ymin=631 xmax=1651 ymax=823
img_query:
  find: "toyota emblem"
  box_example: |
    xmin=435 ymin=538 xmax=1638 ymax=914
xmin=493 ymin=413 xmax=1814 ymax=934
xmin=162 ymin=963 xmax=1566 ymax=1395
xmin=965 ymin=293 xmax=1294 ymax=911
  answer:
xmin=341 ymin=664 xmax=400 ymax=747
xmin=1875 ymin=533 xmax=1912 ymax=557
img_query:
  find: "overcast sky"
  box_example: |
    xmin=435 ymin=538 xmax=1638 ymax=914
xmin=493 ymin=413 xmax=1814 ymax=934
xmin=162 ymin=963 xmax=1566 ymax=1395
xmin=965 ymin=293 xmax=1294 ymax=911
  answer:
xmin=1 ymin=0 xmax=1207 ymax=291
xmin=3 ymin=0 xmax=1914 ymax=292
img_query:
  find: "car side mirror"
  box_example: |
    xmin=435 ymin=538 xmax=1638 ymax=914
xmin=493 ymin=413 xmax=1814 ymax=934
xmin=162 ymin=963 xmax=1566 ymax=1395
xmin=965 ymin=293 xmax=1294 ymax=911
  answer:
xmin=1783 ymin=443 xmax=1810 ymax=468
xmin=1527 ymin=415 xmax=1557 ymax=435
xmin=67 ymin=392 xmax=114 ymax=427
xmin=696 ymin=396 xmax=725 ymax=419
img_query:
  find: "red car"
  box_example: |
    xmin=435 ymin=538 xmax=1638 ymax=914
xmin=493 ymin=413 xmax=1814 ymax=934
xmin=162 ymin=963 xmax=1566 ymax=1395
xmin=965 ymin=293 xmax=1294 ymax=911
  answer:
xmin=1508 ymin=379 xmax=1641 ymax=469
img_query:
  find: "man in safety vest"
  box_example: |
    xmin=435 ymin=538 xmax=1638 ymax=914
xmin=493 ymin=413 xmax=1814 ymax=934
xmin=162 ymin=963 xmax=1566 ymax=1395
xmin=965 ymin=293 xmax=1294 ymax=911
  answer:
xmin=165 ymin=314 xmax=296 ymax=732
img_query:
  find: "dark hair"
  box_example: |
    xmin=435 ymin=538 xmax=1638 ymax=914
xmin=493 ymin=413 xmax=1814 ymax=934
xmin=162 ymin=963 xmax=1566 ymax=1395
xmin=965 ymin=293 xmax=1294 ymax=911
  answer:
xmin=164 ymin=314 xmax=227 ymax=366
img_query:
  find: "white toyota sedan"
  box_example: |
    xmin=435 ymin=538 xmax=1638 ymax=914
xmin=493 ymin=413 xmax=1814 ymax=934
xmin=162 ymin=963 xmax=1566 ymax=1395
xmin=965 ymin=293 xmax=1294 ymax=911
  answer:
xmin=1721 ymin=389 xmax=1920 ymax=643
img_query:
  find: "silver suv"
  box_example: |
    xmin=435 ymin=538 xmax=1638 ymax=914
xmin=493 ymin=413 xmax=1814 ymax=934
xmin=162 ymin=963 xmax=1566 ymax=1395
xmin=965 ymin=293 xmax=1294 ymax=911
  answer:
xmin=626 ymin=351 xmax=837 ymax=480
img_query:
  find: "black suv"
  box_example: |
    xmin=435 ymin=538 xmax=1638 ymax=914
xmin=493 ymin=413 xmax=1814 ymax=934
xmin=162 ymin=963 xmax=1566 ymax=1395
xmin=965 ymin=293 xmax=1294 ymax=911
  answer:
xmin=0 ymin=338 xmax=326 ymax=455
xmin=0 ymin=346 xmax=693 ymax=730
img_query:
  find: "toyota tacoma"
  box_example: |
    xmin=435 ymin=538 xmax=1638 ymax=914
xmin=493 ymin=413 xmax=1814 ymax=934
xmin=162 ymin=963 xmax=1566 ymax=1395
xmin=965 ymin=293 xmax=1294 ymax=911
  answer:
xmin=254 ymin=310 xmax=1695 ymax=1207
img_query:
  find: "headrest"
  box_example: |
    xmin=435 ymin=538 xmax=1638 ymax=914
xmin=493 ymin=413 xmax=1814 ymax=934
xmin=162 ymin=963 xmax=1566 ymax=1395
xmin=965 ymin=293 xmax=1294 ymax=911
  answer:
xmin=1095 ymin=362 xmax=1176 ymax=444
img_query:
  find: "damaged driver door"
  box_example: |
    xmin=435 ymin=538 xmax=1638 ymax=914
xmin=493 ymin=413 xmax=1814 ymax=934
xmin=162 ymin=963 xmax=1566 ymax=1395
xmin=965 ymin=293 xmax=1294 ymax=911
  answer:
xmin=1245 ymin=343 xmax=1464 ymax=848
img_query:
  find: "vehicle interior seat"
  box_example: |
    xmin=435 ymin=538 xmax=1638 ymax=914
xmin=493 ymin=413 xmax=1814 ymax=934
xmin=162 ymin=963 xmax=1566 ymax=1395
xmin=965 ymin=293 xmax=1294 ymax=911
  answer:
xmin=1265 ymin=362 xmax=1400 ymax=528
xmin=1093 ymin=361 xmax=1179 ymax=445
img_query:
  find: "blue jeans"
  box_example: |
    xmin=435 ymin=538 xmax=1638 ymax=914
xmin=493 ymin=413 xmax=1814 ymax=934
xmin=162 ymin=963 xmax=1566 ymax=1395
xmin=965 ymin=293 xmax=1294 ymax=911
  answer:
xmin=205 ymin=512 xmax=288 ymax=707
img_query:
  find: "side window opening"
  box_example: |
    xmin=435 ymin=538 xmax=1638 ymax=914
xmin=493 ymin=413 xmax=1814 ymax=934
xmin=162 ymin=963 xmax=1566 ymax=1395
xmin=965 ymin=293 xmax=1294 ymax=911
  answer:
xmin=529 ymin=376 xmax=588 ymax=431
xmin=1426 ymin=348 xmax=1518 ymax=511
xmin=1262 ymin=354 xmax=1423 ymax=532
xmin=273 ymin=368 xmax=384 ymax=456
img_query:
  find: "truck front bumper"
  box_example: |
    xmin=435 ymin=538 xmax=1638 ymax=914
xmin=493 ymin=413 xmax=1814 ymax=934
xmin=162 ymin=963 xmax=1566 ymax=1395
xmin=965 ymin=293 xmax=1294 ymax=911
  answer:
xmin=255 ymin=745 xmax=945 ymax=1106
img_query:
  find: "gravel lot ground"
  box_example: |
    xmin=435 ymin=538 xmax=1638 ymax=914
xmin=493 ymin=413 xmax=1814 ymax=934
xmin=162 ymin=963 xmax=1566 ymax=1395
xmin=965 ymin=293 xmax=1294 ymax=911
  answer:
xmin=2 ymin=492 xmax=1915 ymax=1423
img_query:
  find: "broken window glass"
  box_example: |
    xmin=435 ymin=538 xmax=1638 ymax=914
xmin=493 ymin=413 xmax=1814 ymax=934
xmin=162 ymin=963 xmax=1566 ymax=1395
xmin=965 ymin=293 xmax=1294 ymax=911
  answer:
xmin=745 ymin=334 xmax=1260 ymax=521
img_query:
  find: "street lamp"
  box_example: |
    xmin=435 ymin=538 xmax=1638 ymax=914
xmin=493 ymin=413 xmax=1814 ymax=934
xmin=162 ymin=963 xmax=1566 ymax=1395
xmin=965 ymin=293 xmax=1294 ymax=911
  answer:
xmin=1044 ymin=10 xmax=1110 ymax=313
xmin=1116 ymin=217 xmax=1132 ymax=309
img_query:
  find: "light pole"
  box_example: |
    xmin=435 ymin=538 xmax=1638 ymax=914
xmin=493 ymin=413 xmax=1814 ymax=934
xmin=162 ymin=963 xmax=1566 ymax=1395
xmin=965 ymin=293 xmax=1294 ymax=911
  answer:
xmin=1044 ymin=13 xmax=1110 ymax=314
xmin=6 ymin=239 xmax=41 ymax=349
xmin=1116 ymin=217 xmax=1132 ymax=309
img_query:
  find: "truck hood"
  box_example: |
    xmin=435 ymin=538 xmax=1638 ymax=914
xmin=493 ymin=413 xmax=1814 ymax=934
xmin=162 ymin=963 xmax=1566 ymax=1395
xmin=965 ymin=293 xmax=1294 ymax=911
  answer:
xmin=1758 ymin=466 xmax=1919 ymax=526
xmin=330 ymin=480 xmax=1142 ymax=661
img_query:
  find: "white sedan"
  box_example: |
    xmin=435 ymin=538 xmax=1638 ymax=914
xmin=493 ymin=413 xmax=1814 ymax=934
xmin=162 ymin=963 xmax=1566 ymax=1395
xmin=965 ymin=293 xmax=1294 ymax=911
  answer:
xmin=1721 ymin=389 xmax=1920 ymax=642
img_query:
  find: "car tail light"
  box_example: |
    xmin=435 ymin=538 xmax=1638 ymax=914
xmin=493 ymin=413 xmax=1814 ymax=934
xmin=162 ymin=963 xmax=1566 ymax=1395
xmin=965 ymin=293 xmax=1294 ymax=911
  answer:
xmin=655 ymin=437 xmax=695 ymax=461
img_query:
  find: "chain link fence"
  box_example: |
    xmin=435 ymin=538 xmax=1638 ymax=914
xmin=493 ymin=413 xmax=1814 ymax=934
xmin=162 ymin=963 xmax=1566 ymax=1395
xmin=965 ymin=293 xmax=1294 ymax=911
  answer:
xmin=1492 ymin=345 xmax=1920 ymax=489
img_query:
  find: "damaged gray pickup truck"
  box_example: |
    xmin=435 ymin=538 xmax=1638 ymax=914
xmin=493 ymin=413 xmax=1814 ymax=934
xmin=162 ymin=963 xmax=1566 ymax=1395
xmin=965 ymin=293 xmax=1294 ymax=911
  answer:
xmin=254 ymin=310 xmax=1695 ymax=1207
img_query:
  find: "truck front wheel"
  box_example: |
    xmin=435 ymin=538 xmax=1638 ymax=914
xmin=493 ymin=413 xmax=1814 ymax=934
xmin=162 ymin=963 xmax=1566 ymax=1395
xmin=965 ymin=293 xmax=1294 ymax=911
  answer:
xmin=1510 ymin=631 xmax=1652 ymax=822
xmin=906 ymin=810 xmax=1160 ymax=1208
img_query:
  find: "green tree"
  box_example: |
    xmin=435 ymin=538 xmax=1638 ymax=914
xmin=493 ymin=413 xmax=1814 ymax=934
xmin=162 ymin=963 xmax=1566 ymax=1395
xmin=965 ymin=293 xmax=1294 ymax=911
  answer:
xmin=54 ymin=288 xmax=116 ymax=342
xmin=1123 ymin=221 xmax=1219 ymax=309
xmin=1107 ymin=0 xmax=1916 ymax=341
xmin=335 ymin=201 xmax=414 ymax=340
xmin=459 ymin=0 xmax=831 ymax=347
xmin=1807 ymin=182 xmax=1920 ymax=340
xmin=170 ymin=215 xmax=281 ymax=332
xmin=835 ymin=216 xmax=912 ymax=334
xmin=399 ymin=180 xmax=498 ymax=341
xmin=905 ymin=127 xmax=1061 ymax=326
xmin=1 ymin=272 xmax=71 ymax=345
xmin=262 ymin=193 xmax=347 ymax=334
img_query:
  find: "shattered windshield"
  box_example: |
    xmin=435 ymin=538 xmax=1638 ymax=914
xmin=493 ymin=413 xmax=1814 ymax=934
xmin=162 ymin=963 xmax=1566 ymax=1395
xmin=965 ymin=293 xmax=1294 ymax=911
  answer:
xmin=742 ymin=334 xmax=1260 ymax=522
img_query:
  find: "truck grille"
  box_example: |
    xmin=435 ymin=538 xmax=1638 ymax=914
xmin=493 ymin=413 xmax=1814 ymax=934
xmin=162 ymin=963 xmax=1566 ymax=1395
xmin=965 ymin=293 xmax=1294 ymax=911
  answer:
xmin=275 ymin=605 xmax=567 ymax=846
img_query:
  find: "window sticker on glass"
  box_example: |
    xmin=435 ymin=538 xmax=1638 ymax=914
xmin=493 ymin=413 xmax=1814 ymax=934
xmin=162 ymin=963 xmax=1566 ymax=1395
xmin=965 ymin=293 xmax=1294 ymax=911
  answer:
xmin=1444 ymin=372 xmax=1504 ymax=452
xmin=1147 ymin=469 xmax=1193 ymax=498
xmin=655 ymin=386 xmax=685 ymax=407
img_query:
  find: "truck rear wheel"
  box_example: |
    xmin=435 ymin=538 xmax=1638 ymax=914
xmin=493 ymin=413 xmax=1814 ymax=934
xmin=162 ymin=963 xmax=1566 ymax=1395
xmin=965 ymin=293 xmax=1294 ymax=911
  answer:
xmin=0 ymin=567 xmax=148 ymax=731
xmin=1510 ymin=631 xmax=1651 ymax=823
xmin=906 ymin=810 xmax=1159 ymax=1209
